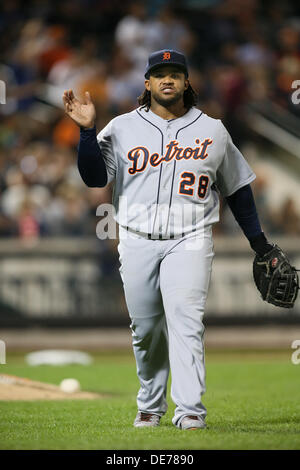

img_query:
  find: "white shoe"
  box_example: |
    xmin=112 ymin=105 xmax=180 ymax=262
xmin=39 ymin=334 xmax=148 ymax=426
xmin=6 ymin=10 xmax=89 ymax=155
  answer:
xmin=180 ymin=415 xmax=206 ymax=430
xmin=133 ymin=412 xmax=161 ymax=428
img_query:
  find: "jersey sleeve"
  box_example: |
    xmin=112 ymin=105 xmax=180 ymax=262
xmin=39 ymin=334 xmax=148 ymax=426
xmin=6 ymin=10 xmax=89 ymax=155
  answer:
xmin=216 ymin=124 xmax=256 ymax=197
xmin=97 ymin=120 xmax=117 ymax=184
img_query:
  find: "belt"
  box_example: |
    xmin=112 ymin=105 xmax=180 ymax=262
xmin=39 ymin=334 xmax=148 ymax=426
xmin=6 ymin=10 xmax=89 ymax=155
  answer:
xmin=125 ymin=226 xmax=181 ymax=240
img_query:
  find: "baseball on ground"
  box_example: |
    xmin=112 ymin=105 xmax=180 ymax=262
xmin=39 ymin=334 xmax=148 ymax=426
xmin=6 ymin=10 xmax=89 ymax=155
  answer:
xmin=59 ymin=378 xmax=80 ymax=393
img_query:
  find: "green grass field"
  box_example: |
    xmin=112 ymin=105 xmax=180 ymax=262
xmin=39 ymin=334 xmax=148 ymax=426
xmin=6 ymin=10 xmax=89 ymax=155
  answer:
xmin=1 ymin=349 xmax=300 ymax=450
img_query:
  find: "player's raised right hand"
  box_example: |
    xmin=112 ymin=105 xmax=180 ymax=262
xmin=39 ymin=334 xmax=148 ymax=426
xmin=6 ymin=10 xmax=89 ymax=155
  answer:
xmin=62 ymin=89 xmax=96 ymax=129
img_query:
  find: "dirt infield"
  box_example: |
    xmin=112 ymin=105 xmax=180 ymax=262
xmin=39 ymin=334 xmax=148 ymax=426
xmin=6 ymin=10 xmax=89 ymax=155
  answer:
xmin=0 ymin=374 xmax=102 ymax=401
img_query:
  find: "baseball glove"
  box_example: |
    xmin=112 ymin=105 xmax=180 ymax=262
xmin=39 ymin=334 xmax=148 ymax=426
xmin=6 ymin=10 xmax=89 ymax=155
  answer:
xmin=253 ymin=245 xmax=299 ymax=308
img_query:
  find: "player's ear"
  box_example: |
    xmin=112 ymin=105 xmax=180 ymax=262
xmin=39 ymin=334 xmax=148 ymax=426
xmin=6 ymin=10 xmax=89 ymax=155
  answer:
xmin=145 ymin=80 xmax=150 ymax=91
xmin=184 ymin=79 xmax=189 ymax=91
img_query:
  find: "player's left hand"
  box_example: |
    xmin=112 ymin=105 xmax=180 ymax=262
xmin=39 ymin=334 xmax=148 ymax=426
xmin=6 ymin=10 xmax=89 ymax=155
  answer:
xmin=253 ymin=245 xmax=299 ymax=308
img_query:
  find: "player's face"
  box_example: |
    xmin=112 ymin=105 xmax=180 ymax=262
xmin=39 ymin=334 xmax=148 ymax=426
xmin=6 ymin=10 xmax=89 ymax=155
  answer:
xmin=145 ymin=66 xmax=189 ymax=107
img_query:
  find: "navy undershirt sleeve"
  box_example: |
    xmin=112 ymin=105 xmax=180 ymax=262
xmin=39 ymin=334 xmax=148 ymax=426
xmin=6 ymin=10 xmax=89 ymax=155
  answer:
xmin=226 ymin=184 xmax=273 ymax=256
xmin=226 ymin=184 xmax=261 ymax=239
xmin=77 ymin=126 xmax=107 ymax=187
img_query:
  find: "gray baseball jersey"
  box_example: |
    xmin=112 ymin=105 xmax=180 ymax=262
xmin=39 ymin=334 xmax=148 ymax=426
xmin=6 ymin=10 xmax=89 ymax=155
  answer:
xmin=97 ymin=106 xmax=256 ymax=238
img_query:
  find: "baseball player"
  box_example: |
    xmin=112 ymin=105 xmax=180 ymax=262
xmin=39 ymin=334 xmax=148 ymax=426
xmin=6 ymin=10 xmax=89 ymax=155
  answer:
xmin=63 ymin=49 xmax=298 ymax=430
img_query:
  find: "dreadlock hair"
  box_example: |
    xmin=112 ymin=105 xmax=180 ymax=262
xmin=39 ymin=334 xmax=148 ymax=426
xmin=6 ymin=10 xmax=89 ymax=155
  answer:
xmin=138 ymin=83 xmax=198 ymax=112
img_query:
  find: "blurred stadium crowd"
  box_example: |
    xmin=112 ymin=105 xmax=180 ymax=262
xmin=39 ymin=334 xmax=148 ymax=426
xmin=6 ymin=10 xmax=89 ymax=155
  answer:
xmin=0 ymin=0 xmax=300 ymax=241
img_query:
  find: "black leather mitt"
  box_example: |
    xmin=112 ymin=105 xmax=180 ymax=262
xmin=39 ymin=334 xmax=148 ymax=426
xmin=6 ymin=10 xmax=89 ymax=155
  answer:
xmin=253 ymin=245 xmax=299 ymax=308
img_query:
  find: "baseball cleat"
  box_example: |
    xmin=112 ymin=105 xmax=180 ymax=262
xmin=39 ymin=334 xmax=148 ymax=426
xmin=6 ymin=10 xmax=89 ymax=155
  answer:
xmin=133 ymin=412 xmax=161 ymax=428
xmin=180 ymin=415 xmax=206 ymax=430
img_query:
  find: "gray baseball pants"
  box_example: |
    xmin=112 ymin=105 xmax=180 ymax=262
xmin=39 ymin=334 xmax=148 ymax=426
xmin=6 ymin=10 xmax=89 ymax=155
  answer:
xmin=117 ymin=225 xmax=214 ymax=427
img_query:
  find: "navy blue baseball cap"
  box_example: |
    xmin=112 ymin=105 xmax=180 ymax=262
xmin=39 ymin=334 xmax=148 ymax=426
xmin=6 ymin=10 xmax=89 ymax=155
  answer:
xmin=144 ymin=49 xmax=189 ymax=79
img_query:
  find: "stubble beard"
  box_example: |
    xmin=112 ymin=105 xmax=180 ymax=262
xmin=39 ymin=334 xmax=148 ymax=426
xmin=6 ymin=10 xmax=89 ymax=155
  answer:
xmin=151 ymin=89 xmax=183 ymax=108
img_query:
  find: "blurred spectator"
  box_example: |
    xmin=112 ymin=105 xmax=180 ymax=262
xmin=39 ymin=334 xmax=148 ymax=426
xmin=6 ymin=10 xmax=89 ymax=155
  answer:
xmin=275 ymin=24 xmax=300 ymax=115
xmin=152 ymin=5 xmax=196 ymax=56
xmin=106 ymin=47 xmax=143 ymax=114
xmin=115 ymin=0 xmax=161 ymax=72
xmin=38 ymin=25 xmax=71 ymax=77
xmin=251 ymin=171 xmax=277 ymax=234
xmin=17 ymin=197 xmax=40 ymax=240
xmin=272 ymin=197 xmax=300 ymax=235
xmin=46 ymin=50 xmax=97 ymax=107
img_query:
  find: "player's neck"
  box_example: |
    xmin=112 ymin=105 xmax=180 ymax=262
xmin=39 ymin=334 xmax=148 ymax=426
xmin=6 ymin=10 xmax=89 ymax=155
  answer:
xmin=150 ymin=101 xmax=187 ymax=120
